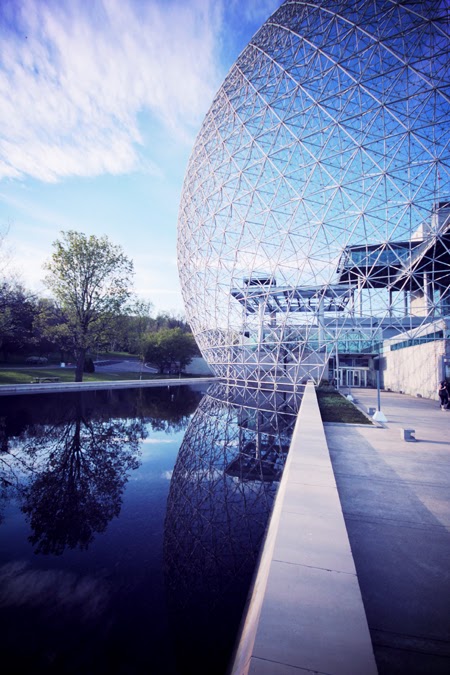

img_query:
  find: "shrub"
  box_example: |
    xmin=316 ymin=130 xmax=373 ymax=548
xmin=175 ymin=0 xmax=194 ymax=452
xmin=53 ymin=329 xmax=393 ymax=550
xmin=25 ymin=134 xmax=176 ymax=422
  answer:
xmin=83 ymin=357 xmax=95 ymax=373
xmin=25 ymin=356 xmax=48 ymax=364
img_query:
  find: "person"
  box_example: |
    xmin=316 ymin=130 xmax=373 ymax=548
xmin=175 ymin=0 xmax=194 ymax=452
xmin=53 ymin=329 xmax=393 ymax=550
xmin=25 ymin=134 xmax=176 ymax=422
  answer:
xmin=438 ymin=381 xmax=449 ymax=410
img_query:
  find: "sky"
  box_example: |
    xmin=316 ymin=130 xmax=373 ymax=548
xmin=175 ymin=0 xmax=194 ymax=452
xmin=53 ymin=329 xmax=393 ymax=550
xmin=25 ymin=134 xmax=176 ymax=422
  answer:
xmin=0 ymin=0 xmax=281 ymax=315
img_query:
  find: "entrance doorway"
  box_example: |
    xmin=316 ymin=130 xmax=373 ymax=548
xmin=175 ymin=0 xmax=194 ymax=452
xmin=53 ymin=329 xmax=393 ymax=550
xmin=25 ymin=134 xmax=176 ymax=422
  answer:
xmin=337 ymin=368 xmax=368 ymax=388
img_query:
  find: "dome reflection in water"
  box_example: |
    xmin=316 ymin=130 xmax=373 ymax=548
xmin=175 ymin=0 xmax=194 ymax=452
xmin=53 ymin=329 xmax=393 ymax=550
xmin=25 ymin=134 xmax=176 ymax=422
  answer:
xmin=164 ymin=382 xmax=299 ymax=673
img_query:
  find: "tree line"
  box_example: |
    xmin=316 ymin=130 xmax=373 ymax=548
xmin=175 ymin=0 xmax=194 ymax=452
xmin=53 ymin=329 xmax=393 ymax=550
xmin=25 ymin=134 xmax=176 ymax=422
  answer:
xmin=0 ymin=230 xmax=199 ymax=381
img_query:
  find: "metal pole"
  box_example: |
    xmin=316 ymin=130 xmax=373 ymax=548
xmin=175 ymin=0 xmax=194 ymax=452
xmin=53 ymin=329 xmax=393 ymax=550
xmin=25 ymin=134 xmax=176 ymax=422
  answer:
xmin=335 ymin=341 xmax=339 ymax=390
xmin=373 ymin=356 xmax=387 ymax=422
xmin=376 ymin=369 xmax=381 ymax=411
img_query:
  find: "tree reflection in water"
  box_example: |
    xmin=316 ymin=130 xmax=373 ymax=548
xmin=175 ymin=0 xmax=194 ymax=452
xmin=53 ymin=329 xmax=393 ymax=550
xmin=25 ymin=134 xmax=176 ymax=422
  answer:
xmin=1 ymin=395 xmax=143 ymax=555
xmin=0 ymin=386 xmax=202 ymax=556
xmin=22 ymin=397 xmax=144 ymax=555
xmin=163 ymin=382 xmax=301 ymax=674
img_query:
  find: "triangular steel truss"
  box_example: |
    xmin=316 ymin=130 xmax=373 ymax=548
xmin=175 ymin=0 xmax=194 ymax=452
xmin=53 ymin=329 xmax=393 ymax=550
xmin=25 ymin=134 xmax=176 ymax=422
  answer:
xmin=177 ymin=0 xmax=450 ymax=391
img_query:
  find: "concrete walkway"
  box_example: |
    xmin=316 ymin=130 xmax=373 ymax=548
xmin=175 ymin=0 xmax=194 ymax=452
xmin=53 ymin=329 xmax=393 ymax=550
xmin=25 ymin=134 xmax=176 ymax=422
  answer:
xmin=325 ymin=388 xmax=450 ymax=674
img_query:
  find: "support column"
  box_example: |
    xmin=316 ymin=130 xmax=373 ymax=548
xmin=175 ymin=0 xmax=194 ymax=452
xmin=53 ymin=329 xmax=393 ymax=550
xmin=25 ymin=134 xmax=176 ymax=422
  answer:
xmin=317 ymin=297 xmax=324 ymax=347
xmin=357 ymin=277 xmax=363 ymax=317
xmin=423 ymin=273 xmax=432 ymax=315
xmin=257 ymin=300 xmax=265 ymax=347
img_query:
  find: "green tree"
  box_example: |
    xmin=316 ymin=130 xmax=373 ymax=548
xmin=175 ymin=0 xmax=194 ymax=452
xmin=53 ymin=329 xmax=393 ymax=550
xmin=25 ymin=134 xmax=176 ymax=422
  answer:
xmin=148 ymin=311 xmax=190 ymax=333
xmin=32 ymin=298 xmax=73 ymax=362
xmin=144 ymin=327 xmax=199 ymax=374
xmin=43 ymin=231 xmax=134 ymax=381
xmin=0 ymin=281 xmax=37 ymax=361
xmin=115 ymin=299 xmax=154 ymax=356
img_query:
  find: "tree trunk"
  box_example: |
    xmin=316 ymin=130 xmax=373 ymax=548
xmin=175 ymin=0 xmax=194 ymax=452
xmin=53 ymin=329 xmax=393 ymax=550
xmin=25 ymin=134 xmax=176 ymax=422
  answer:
xmin=75 ymin=348 xmax=86 ymax=382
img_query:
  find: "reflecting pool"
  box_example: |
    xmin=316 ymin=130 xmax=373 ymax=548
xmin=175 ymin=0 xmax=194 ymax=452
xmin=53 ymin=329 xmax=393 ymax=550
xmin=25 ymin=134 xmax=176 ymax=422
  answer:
xmin=0 ymin=384 xmax=299 ymax=674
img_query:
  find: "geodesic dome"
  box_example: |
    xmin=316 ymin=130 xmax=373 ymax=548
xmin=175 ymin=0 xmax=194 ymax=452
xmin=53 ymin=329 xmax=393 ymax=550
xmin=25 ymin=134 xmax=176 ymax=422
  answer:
xmin=177 ymin=0 xmax=450 ymax=390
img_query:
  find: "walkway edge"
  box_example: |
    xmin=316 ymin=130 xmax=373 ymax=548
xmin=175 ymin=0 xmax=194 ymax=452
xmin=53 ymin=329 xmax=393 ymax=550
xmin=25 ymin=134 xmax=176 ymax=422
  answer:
xmin=230 ymin=381 xmax=378 ymax=675
xmin=0 ymin=377 xmax=216 ymax=396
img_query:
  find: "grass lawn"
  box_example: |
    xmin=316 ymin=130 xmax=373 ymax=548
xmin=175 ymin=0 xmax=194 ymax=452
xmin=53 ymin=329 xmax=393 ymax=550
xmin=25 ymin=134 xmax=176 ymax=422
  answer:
xmin=0 ymin=368 xmax=195 ymax=385
xmin=316 ymin=387 xmax=372 ymax=424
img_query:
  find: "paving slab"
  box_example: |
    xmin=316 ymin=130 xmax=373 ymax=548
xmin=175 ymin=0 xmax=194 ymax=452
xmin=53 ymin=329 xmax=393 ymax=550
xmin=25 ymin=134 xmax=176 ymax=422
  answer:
xmin=252 ymin=561 xmax=373 ymax=674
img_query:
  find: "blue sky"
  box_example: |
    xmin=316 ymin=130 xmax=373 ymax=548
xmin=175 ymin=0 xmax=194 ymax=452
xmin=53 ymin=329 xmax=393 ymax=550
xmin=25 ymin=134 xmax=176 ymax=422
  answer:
xmin=0 ymin=0 xmax=281 ymax=314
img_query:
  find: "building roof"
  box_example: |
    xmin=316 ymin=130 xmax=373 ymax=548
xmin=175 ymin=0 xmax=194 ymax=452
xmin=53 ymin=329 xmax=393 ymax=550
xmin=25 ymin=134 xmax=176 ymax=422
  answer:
xmin=336 ymin=212 xmax=450 ymax=291
xmin=231 ymin=283 xmax=354 ymax=314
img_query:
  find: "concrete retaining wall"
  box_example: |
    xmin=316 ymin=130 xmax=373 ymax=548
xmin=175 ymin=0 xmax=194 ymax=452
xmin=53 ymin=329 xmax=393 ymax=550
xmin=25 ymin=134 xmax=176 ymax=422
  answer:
xmin=0 ymin=377 xmax=216 ymax=396
xmin=230 ymin=381 xmax=377 ymax=675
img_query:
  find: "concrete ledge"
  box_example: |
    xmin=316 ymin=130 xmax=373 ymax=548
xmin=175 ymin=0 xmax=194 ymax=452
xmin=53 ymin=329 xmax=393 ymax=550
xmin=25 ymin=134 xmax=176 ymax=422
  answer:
xmin=230 ymin=381 xmax=377 ymax=675
xmin=0 ymin=377 xmax=216 ymax=396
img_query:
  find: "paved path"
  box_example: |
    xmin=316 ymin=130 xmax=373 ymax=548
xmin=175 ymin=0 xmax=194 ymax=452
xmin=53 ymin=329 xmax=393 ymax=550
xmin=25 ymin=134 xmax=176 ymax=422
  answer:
xmin=93 ymin=360 xmax=157 ymax=373
xmin=325 ymin=388 xmax=450 ymax=674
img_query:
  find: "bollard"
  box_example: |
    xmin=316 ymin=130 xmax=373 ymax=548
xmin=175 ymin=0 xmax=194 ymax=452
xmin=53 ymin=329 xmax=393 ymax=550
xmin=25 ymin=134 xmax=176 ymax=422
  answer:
xmin=401 ymin=428 xmax=416 ymax=442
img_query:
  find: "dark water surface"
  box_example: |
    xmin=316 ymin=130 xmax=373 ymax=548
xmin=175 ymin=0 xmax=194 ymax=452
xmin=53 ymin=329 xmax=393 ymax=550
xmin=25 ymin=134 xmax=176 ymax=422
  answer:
xmin=0 ymin=384 xmax=297 ymax=674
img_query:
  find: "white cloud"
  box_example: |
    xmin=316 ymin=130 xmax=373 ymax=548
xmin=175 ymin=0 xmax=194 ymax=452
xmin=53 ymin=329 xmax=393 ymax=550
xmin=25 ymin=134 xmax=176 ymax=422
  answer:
xmin=0 ymin=0 xmax=224 ymax=182
xmin=141 ymin=438 xmax=174 ymax=445
xmin=0 ymin=560 xmax=109 ymax=620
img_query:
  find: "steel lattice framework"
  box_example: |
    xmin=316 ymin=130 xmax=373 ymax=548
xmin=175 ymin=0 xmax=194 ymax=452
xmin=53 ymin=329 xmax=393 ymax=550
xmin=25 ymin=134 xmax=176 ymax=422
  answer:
xmin=163 ymin=383 xmax=296 ymax=665
xmin=177 ymin=0 xmax=450 ymax=390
